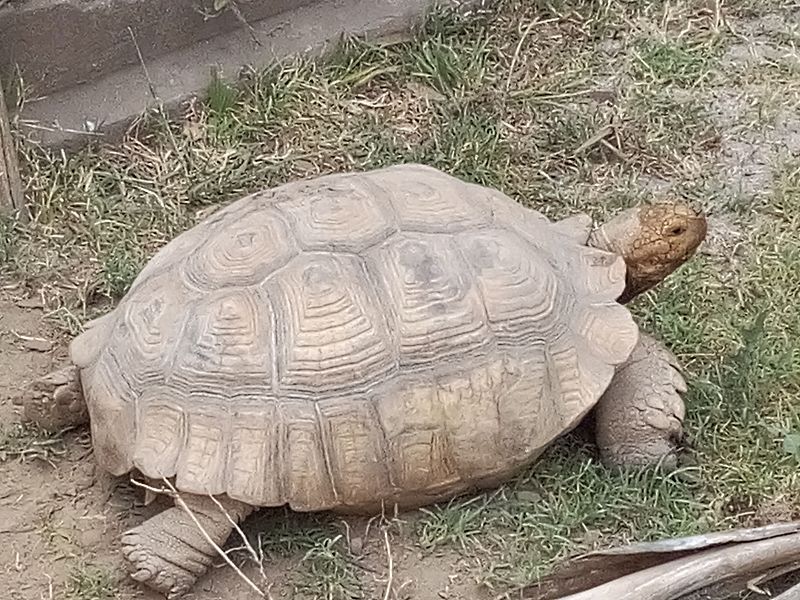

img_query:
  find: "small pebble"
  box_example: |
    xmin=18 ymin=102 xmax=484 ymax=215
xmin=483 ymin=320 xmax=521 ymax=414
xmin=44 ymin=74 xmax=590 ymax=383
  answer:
xmin=349 ymin=535 xmax=363 ymax=555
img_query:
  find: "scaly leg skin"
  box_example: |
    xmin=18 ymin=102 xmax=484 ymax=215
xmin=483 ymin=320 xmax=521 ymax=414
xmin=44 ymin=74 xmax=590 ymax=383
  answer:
xmin=121 ymin=494 xmax=255 ymax=598
xmin=594 ymin=332 xmax=687 ymax=470
xmin=15 ymin=365 xmax=90 ymax=430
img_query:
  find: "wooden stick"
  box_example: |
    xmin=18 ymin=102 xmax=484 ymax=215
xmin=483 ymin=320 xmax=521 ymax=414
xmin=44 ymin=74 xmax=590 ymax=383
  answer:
xmin=0 ymin=77 xmax=26 ymax=222
xmin=555 ymin=532 xmax=800 ymax=600
xmin=773 ymin=581 xmax=800 ymax=600
xmin=518 ymin=521 xmax=800 ymax=600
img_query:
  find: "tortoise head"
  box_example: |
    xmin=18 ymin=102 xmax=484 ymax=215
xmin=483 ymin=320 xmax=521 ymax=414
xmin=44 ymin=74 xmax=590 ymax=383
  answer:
xmin=588 ymin=202 xmax=708 ymax=304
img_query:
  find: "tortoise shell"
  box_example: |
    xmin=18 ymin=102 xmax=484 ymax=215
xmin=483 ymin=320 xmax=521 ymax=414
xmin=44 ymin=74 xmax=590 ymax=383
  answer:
xmin=70 ymin=164 xmax=638 ymax=512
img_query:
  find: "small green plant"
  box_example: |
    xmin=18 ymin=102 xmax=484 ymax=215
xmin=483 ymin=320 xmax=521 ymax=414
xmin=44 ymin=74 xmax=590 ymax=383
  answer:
xmin=633 ymin=39 xmax=716 ymax=86
xmin=297 ymin=535 xmax=362 ymax=600
xmin=407 ymin=36 xmax=491 ymax=96
xmin=100 ymin=243 xmax=143 ymax=298
xmin=205 ymin=70 xmax=242 ymax=140
xmin=256 ymin=513 xmax=362 ymax=599
xmin=207 ymin=70 xmax=240 ymax=116
xmin=66 ymin=565 xmax=117 ymax=600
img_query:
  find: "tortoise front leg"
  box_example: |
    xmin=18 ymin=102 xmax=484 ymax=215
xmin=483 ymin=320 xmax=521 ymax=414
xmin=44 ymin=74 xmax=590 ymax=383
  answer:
xmin=594 ymin=332 xmax=687 ymax=470
xmin=121 ymin=493 xmax=255 ymax=598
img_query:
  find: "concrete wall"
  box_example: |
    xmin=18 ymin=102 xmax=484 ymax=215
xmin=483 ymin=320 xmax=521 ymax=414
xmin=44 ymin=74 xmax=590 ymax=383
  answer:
xmin=0 ymin=0 xmax=441 ymax=148
xmin=0 ymin=0 xmax=320 ymax=97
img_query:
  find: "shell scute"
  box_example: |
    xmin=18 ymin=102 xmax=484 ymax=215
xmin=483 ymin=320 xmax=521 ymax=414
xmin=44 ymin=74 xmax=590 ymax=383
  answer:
xmin=175 ymin=400 xmax=229 ymax=495
xmin=268 ymin=253 xmax=396 ymax=398
xmin=456 ymin=229 xmax=568 ymax=345
xmin=277 ymin=175 xmax=396 ymax=251
xmin=317 ymin=398 xmax=393 ymax=507
xmin=225 ymin=398 xmax=284 ymax=505
xmin=181 ymin=208 xmax=297 ymax=291
xmin=170 ymin=288 xmax=274 ymax=396
xmin=365 ymin=165 xmax=491 ymax=233
xmin=280 ymin=400 xmax=337 ymax=511
xmin=367 ymin=233 xmax=492 ymax=368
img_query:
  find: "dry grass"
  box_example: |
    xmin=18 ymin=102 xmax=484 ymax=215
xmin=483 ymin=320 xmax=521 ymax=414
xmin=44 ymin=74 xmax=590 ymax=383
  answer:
xmin=2 ymin=0 xmax=799 ymax=597
xmin=0 ymin=421 xmax=68 ymax=465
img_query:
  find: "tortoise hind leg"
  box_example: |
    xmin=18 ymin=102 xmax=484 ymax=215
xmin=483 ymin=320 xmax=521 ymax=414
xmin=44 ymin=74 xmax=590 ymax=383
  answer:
xmin=121 ymin=494 xmax=255 ymax=598
xmin=16 ymin=365 xmax=89 ymax=430
xmin=594 ymin=332 xmax=687 ymax=470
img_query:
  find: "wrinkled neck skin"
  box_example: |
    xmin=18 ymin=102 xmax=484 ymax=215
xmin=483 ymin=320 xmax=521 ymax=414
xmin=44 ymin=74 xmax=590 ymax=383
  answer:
xmin=588 ymin=203 xmax=708 ymax=304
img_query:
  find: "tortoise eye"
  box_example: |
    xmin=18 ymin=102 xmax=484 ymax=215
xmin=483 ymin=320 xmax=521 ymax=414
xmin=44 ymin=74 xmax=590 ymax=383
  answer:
xmin=668 ymin=225 xmax=686 ymax=236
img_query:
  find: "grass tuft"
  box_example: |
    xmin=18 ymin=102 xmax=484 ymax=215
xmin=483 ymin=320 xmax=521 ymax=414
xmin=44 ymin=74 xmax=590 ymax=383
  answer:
xmin=250 ymin=512 xmax=362 ymax=599
xmin=0 ymin=422 xmax=68 ymax=464
xmin=65 ymin=565 xmax=117 ymax=600
xmin=632 ymin=38 xmax=719 ymax=87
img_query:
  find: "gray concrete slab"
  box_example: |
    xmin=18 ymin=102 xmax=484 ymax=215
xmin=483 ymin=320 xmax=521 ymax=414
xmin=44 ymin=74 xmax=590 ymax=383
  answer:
xmin=11 ymin=0 xmax=435 ymax=149
xmin=0 ymin=0 xmax=319 ymax=96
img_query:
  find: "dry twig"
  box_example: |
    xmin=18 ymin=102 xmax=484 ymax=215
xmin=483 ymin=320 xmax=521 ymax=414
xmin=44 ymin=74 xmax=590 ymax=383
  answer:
xmin=382 ymin=527 xmax=395 ymax=600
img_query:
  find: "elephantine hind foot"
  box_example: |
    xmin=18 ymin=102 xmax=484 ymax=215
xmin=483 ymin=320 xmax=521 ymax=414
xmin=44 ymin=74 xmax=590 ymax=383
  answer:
xmin=121 ymin=494 xmax=254 ymax=598
xmin=16 ymin=365 xmax=89 ymax=430
xmin=594 ymin=332 xmax=687 ymax=470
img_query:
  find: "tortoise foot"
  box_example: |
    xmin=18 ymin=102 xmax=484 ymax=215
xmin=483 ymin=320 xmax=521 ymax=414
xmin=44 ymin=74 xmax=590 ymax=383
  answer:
xmin=121 ymin=495 xmax=254 ymax=598
xmin=595 ymin=332 xmax=687 ymax=470
xmin=122 ymin=518 xmax=209 ymax=599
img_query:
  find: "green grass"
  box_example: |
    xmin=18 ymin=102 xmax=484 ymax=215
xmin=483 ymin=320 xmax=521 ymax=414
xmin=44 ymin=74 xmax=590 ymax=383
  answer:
xmin=252 ymin=512 xmax=363 ymax=599
xmin=65 ymin=565 xmax=117 ymax=600
xmin=3 ymin=0 xmax=799 ymax=597
xmin=417 ymin=452 xmax=709 ymax=588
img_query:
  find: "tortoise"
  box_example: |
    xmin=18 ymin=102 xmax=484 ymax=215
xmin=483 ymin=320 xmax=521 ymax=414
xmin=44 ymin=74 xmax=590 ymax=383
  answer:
xmin=18 ymin=164 xmax=707 ymax=598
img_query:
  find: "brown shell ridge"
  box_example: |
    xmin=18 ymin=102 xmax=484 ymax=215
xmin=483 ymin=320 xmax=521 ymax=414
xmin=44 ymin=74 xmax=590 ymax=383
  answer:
xmin=556 ymin=244 xmax=638 ymax=369
xmin=272 ymin=173 xmax=399 ymax=253
xmin=125 ymin=199 xmax=247 ymax=296
xmin=81 ymin=354 xmax=137 ymax=476
xmin=175 ymin=398 xmax=234 ymax=495
xmin=492 ymin=197 xmax=637 ymax=366
xmin=179 ymin=207 xmax=298 ymax=293
xmin=549 ymin=243 xmax=638 ymax=420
